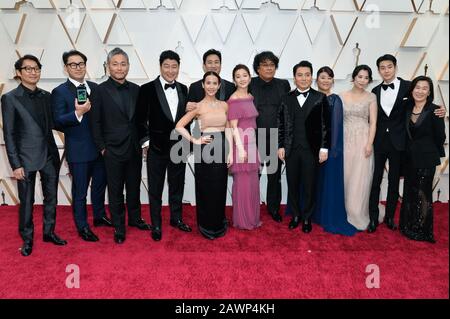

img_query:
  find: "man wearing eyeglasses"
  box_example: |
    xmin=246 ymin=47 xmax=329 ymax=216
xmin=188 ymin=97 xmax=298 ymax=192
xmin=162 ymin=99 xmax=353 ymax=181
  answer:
xmin=1 ymin=55 xmax=67 ymax=256
xmin=250 ymin=51 xmax=291 ymax=223
xmin=51 ymin=50 xmax=112 ymax=243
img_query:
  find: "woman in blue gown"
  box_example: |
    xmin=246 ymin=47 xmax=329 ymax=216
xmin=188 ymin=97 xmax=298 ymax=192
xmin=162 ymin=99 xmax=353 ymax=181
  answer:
xmin=285 ymin=66 xmax=357 ymax=236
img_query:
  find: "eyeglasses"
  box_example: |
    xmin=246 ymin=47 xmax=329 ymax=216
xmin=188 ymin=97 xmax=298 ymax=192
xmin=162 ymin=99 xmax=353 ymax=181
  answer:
xmin=66 ymin=62 xmax=86 ymax=69
xmin=20 ymin=66 xmax=41 ymax=73
xmin=260 ymin=63 xmax=276 ymax=68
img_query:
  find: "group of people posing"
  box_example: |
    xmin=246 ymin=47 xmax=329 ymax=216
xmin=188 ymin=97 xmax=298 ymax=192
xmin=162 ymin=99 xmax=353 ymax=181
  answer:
xmin=1 ymin=48 xmax=446 ymax=257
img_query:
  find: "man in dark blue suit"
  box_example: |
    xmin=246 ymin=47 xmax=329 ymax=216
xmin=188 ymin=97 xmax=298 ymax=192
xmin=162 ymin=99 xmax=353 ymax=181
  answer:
xmin=52 ymin=50 xmax=112 ymax=242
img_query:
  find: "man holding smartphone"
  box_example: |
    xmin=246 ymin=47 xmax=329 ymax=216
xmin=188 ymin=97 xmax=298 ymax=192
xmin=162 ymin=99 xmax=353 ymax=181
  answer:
xmin=52 ymin=50 xmax=112 ymax=243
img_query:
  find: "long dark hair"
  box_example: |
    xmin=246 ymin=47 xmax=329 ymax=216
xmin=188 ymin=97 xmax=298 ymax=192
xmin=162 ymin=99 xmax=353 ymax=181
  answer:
xmin=409 ymin=75 xmax=434 ymax=105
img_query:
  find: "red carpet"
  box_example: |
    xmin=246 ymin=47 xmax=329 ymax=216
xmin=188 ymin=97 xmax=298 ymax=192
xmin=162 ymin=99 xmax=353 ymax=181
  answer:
xmin=0 ymin=203 xmax=448 ymax=299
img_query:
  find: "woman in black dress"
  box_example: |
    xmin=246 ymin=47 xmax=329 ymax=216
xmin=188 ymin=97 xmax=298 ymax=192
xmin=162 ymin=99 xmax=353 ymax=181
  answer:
xmin=400 ymin=76 xmax=446 ymax=243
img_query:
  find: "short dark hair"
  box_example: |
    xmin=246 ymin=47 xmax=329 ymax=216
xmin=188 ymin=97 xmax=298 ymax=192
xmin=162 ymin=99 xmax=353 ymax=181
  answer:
xmin=232 ymin=64 xmax=251 ymax=80
xmin=14 ymin=54 xmax=42 ymax=71
xmin=253 ymin=51 xmax=279 ymax=75
xmin=317 ymin=66 xmax=334 ymax=79
xmin=159 ymin=50 xmax=180 ymax=66
xmin=203 ymin=49 xmax=222 ymax=65
xmin=293 ymin=60 xmax=313 ymax=76
xmin=352 ymin=64 xmax=373 ymax=83
xmin=62 ymin=50 xmax=87 ymax=65
xmin=409 ymin=76 xmax=434 ymax=104
xmin=202 ymin=71 xmax=221 ymax=84
xmin=376 ymin=54 xmax=397 ymax=69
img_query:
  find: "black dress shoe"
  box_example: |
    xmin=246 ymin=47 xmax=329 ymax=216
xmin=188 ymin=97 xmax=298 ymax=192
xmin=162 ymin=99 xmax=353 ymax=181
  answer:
xmin=20 ymin=242 xmax=33 ymax=257
xmin=385 ymin=217 xmax=398 ymax=230
xmin=170 ymin=220 xmax=192 ymax=232
xmin=367 ymin=220 xmax=378 ymax=233
xmin=302 ymin=219 xmax=312 ymax=233
xmin=270 ymin=211 xmax=282 ymax=223
xmin=151 ymin=227 xmax=162 ymax=242
xmin=129 ymin=218 xmax=152 ymax=230
xmin=79 ymin=227 xmax=99 ymax=242
xmin=93 ymin=216 xmax=113 ymax=227
xmin=289 ymin=216 xmax=300 ymax=230
xmin=114 ymin=232 xmax=125 ymax=244
xmin=43 ymin=233 xmax=67 ymax=245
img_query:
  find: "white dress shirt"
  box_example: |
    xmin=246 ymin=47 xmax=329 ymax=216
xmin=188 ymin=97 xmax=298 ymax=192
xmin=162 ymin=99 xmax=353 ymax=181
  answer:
xmin=159 ymin=76 xmax=179 ymax=121
xmin=296 ymin=88 xmax=310 ymax=107
xmin=69 ymin=77 xmax=91 ymax=122
xmin=380 ymin=77 xmax=400 ymax=117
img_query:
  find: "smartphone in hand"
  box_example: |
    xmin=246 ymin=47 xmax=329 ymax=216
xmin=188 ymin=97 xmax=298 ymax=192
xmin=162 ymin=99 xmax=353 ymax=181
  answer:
xmin=76 ymin=86 xmax=87 ymax=104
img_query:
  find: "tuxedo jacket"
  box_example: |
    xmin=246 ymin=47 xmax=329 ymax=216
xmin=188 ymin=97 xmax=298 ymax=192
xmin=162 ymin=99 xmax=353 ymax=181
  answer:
xmin=372 ymin=77 xmax=411 ymax=151
xmin=1 ymin=85 xmax=60 ymax=171
xmin=278 ymin=88 xmax=331 ymax=158
xmin=188 ymin=78 xmax=235 ymax=103
xmin=51 ymin=80 xmax=100 ymax=163
xmin=89 ymin=78 xmax=141 ymax=160
xmin=405 ymin=102 xmax=446 ymax=168
xmin=136 ymin=76 xmax=190 ymax=155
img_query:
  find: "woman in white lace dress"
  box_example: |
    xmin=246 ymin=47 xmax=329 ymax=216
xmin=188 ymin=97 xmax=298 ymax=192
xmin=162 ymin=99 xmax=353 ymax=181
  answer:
xmin=341 ymin=65 xmax=378 ymax=230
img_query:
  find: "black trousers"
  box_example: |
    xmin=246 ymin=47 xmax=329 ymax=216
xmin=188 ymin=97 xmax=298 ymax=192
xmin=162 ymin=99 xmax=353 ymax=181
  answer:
xmin=285 ymin=147 xmax=318 ymax=220
xmin=369 ymin=132 xmax=402 ymax=221
xmin=147 ymin=149 xmax=186 ymax=229
xmin=18 ymin=156 xmax=59 ymax=243
xmin=103 ymin=151 xmax=142 ymax=235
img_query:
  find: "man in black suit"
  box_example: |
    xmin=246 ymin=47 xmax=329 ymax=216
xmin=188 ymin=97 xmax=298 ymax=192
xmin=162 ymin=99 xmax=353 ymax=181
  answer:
xmin=136 ymin=50 xmax=192 ymax=242
xmin=90 ymin=47 xmax=150 ymax=244
xmin=52 ymin=50 xmax=112 ymax=243
xmin=250 ymin=51 xmax=291 ymax=223
xmin=368 ymin=54 xmax=446 ymax=233
xmin=278 ymin=61 xmax=330 ymax=233
xmin=1 ymin=55 xmax=67 ymax=256
xmin=187 ymin=49 xmax=235 ymax=104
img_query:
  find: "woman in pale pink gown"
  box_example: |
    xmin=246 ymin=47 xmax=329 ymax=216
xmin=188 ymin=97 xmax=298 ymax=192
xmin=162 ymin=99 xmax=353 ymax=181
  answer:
xmin=341 ymin=65 xmax=378 ymax=230
xmin=228 ymin=64 xmax=261 ymax=230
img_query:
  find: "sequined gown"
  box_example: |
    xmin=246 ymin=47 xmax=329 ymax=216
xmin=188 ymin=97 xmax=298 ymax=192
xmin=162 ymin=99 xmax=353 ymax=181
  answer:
xmin=342 ymin=93 xmax=376 ymax=230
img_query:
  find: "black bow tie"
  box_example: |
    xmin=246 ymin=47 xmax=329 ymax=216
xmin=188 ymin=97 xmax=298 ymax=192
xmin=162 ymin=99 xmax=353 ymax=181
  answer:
xmin=295 ymin=90 xmax=310 ymax=98
xmin=382 ymin=83 xmax=395 ymax=91
xmin=164 ymin=82 xmax=176 ymax=90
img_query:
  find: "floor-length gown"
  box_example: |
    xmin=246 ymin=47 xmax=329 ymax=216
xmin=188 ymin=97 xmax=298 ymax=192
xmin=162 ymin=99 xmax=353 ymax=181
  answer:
xmin=312 ymin=94 xmax=358 ymax=236
xmin=342 ymin=92 xmax=376 ymax=230
xmin=195 ymin=110 xmax=228 ymax=240
xmin=227 ymin=96 xmax=261 ymax=230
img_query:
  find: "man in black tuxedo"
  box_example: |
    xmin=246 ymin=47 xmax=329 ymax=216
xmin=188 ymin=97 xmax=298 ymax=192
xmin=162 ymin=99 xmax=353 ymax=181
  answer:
xmin=250 ymin=51 xmax=291 ymax=223
xmin=90 ymin=47 xmax=150 ymax=244
xmin=136 ymin=50 xmax=192 ymax=242
xmin=368 ymin=54 xmax=446 ymax=233
xmin=278 ymin=61 xmax=330 ymax=233
xmin=1 ymin=55 xmax=67 ymax=256
xmin=52 ymin=50 xmax=112 ymax=243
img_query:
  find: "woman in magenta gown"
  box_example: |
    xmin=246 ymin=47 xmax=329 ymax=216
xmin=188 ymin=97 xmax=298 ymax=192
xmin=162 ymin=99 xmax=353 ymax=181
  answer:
xmin=228 ymin=64 xmax=261 ymax=230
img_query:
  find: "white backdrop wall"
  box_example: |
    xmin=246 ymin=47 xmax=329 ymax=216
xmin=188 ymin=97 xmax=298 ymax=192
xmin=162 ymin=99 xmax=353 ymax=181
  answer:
xmin=0 ymin=0 xmax=448 ymax=206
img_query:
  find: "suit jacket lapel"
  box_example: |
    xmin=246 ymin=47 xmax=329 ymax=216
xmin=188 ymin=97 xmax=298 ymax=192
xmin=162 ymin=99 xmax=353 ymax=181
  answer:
xmin=302 ymin=90 xmax=317 ymax=119
xmin=405 ymin=107 xmax=413 ymax=140
xmin=175 ymin=82 xmax=186 ymax=122
xmin=155 ymin=77 xmax=174 ymax=122
xmin=127 ymin=85 xmax=136 ymax=120
xmin=394 ymin=78 xmax=409 ymax=110
xmin=66 ymin=79 xmax=77 ymax=98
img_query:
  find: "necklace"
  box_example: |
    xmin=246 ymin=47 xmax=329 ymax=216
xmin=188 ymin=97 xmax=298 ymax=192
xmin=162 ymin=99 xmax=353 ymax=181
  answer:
xmin=208 ymin=100 xmax=219 ymax=108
